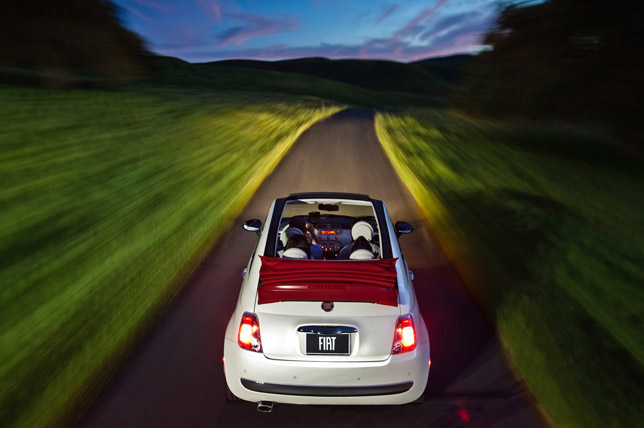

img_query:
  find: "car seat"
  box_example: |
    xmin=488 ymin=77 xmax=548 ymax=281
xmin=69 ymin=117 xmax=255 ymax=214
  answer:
xmin=282 ymin=248 xmax=308 ymax=259
xmin=349 ymin=249 xmax=375 ymax=260
xmin=338 ymin=221 xmax=374 ymax=259
xmin=351 ymin=221 xmax=373 ymax=241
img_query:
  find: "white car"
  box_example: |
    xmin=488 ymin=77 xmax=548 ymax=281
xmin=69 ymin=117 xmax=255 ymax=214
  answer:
xmin=223 ymin=192 xmax=430 ymax=411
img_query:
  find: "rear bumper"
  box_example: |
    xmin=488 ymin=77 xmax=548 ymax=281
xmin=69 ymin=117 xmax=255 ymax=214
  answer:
xmin=223 ymin=338 xmax=430 ymax=405
xmin=241 ymin=378 xmax=413 ymax=396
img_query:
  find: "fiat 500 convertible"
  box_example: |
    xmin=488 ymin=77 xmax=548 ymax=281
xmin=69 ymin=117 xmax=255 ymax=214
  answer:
xmin=223 ymin=192 xmax=430 ymax=411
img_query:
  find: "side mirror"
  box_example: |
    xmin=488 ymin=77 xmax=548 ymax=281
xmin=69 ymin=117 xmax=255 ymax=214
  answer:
xmin=395 ymin=221 xmax=413 ymax=238
xmin=243 ymin=219 xmax=262 ymax=237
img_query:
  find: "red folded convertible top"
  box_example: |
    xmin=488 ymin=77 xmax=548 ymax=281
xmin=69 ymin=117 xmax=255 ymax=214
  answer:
xmin=258 ymin=256 xmax=398 ymax=306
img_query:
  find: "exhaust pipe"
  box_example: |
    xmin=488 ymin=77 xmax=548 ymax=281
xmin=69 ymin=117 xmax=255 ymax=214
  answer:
xmin=257 ymin=401 xmax=274 ymax=413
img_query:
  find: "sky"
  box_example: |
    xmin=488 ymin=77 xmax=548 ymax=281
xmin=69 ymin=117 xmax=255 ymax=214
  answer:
xmin=112 ymin=0 xmax=503 ymax=63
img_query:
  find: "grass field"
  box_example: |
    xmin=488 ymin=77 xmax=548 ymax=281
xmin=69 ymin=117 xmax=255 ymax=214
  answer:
xmin=376 ymin=110 xmax=644 ymax=428
xmin=0 ymin=85 xmax=342 ymax=428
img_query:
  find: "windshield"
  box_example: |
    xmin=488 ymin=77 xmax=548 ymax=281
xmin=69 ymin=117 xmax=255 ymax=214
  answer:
xmin=277 ymin=198 xmax=382 ymax=260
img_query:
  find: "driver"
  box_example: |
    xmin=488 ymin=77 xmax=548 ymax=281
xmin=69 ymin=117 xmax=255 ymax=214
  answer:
xmin=285 ymin=216 xmax=323 ymax=259
xmin=283 ymin=234 xmax=311 ymax=259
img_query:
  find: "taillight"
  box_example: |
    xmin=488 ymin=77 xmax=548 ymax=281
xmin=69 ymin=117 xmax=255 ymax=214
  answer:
xmin=238 ymin=312 xmax=262 ymax=352
xmin=392 ymin=314 xmax=416 ymax=354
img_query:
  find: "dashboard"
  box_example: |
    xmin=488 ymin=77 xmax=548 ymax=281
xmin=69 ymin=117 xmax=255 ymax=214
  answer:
xmin=279 ymin=215 xmax=380 ymax=260
xmin=315 ymin=224 xmax=346 ymax=255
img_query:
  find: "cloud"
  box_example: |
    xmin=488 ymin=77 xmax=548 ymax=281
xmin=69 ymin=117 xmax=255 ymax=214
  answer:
xmin=167 ymin=33 xmax=483 ymax=63
xmin=118 ymin=3 xmax=153 ymax=21
xmin=216 ymin=12 xmax=299 ymax=47
xmin=134 ymin=0 xmax=169 ymax=13
xmin=352 ymin=11 xmax=369 ymax=25
xmin=150 ymin=0 xmax=494 ymax=62
xmin=376 ymin=4 xmax=398 ymax=24
xmin=419 ymin=11 xmax=490 ymax=42
xmin=433 ymin=21 xmax=492 ymax=48
xmin=196 ymin=0 xmax=222 ymax=23
xmin=393 ymin=0 xmax=448 ymax=39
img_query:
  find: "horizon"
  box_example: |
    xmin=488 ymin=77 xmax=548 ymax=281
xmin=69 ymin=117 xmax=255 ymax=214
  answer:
xmin=169 ymin=52 xmax=475 ymax=65
xmin=113 ymin=0 xmax=503 ymax=63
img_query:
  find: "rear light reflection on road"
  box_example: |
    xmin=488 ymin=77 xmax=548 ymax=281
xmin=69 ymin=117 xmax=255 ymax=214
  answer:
xmin=458 ymin=409 xmax=470 ymax=423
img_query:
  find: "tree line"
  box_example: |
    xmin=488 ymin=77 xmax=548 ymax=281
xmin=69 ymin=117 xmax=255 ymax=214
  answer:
xmin=0 ymin=0 xmax=146 ymax=86
xmin=454 ymin=0 xmax=644 ymax=147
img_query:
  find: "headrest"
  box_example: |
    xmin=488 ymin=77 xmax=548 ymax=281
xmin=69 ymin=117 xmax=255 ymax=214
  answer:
xmin=349 ymin=249 xmax=375 ymax=260
xmin=282 ymin=248 xmax=308 ymax=259
xmin=351 ymin=221 xmax=373 ymax=241
xmin=281 ymin=226 xmax=304 ymax=245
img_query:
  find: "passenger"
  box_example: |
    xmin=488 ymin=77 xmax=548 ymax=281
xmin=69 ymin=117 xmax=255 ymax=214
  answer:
xmin=349 ymin=236 xmax=375 ymax=260
xmin=338 ymin=220 xmax=378 ymax=259
xmin=286 ymin=216 xmax=323 ymax=259
xmin=283 ymin=234 xmax=311 ymax=259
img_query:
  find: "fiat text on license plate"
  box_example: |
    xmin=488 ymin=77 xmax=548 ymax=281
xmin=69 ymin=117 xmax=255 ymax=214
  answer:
xmin=306 ymin=334 xmax=350 ymax=355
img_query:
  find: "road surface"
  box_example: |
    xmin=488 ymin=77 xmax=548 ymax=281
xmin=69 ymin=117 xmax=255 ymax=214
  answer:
xmin=79 ymin=110 xmax=550 ymax=428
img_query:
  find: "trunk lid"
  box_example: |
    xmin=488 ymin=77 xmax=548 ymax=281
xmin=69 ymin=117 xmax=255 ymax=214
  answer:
xmin=255 ymin=256 xmax=400 ymax=362
xmin=256 ymin=301 xmax=400 ymax=362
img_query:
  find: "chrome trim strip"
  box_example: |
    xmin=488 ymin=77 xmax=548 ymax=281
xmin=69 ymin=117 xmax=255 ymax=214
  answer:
xmin=297 ymin=326 xmax=358 ymax=334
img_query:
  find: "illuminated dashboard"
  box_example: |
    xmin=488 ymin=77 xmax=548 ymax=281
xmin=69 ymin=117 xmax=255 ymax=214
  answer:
xmin=315 ymin=224 xmax=344 ymax=254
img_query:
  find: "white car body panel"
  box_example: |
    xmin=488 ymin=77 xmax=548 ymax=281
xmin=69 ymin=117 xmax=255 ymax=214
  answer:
xmin=257 ymin=301 xmax=399 ymax=362
xmin=223 ymin=335 xmax=430 ymax=405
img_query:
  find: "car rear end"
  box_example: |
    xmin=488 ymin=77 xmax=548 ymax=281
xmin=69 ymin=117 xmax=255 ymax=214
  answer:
xmin=223 ymin=300 xmax=430 ymax=405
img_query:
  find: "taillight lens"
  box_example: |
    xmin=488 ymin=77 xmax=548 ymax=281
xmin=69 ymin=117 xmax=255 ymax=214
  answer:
xmin=392 ymin=314 xmax=416 ymax=354
xmin=238 ymin=312 xmax=262 ymax=352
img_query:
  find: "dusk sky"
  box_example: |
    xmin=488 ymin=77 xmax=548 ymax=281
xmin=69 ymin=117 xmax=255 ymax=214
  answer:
xmin=112 ymin=0 xmax=504 ymax=63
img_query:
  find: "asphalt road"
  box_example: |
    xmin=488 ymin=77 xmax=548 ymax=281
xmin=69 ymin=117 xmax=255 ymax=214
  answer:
xmin=79 ymin=110 xmax=550 ymax=428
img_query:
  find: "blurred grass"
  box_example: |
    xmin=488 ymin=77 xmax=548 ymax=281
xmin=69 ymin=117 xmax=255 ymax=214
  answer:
xmin=0 ymin=84 xmax=342 ymax=428
xmin=376 ymin=110 xmax=644 ymax=428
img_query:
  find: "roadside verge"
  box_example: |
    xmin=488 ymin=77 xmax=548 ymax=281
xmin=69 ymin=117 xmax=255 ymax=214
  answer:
xmin=0 ymin=86 xmax=343 ymax=428
xmin=375 ymin=109 xmax=643 ymax=428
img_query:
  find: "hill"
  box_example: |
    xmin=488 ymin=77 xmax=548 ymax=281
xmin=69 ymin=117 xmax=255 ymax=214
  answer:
xmin=412 ymin=54 xmax=473 ymax=84
xmin=141 ymin=55 xmax=445 ymax=107
xmin=205 ymin=56 xmax=470 ymax=97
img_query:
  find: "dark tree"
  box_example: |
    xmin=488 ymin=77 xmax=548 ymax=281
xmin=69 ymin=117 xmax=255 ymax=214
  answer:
xmin=0 ymin=0 xmax=148 ymax=85
xmin=454 ymin=0 xmax=644 ymax=145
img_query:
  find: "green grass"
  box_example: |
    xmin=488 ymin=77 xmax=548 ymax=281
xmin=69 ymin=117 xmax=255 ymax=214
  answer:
xmin=0 ymin=85 xmax=342 ymax=428
xmin=376 ymin=110 xmax=644 ymax=428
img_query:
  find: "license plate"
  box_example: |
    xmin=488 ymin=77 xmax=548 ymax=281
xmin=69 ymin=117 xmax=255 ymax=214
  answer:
xmin=306 ymin=334 xmax=350 ymax=355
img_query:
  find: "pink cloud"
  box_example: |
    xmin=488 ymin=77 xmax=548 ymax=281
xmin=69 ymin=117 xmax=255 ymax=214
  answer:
xmin=167 ymin=34 xmax=481 ymax=62
xmin=150 ymin=0 xmax=491 ymax=63
xmin=216 ymin=12 xmax=299 ymax=47
xmin=393 ymin=0 xmax=448 ymax=39
xmin=196 ymin=0 xmax=222 ymax=23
